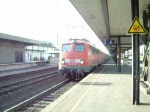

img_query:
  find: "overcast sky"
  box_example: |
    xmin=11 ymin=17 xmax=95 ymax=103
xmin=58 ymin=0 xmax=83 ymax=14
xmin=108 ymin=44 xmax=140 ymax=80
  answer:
xmin=0 ymin=0 xmax=87 ymax=42
xmin=0 ymin=0 xmax=109 ymax=54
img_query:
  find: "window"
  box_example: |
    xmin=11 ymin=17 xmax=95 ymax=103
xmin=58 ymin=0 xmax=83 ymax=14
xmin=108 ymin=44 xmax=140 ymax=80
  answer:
xmin=90 ymin=46 xmax=99 ymax=54
xmin=62 ymin=44 xmax=72 ymax=52
xmin=75 ymin=44 xmax=85 ymax=52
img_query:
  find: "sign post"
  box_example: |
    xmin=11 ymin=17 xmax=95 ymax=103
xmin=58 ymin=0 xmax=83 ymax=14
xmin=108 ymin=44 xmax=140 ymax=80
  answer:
xmin=129 ymin=0 xmax=146 ymax=105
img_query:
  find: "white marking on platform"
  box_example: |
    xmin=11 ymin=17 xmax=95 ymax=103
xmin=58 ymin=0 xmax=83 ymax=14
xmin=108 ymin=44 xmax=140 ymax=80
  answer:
xmin=69 ymin=65 xmax=106 ymax=112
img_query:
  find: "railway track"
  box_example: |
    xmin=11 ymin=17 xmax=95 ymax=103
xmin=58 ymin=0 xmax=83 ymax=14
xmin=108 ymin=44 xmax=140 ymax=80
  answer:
xmin=4 ymin=80 xmax=78 ymax=112
xmin=0 ymin=67 xmax=58 ymax=86
xmin=0 ymin=71 xmax=58 ymax=96
xmin=0 ymin=67 xmax=66 ymax=111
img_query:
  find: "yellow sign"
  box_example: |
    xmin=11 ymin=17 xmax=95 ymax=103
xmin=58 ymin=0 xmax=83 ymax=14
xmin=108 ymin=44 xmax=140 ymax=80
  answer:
xmin=128 ymin=17 xmax=147 ymax=34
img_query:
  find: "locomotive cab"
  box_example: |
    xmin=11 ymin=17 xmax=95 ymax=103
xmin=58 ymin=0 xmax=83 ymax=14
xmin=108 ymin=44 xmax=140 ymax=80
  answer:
xmin=59 ymin=41 xmax=87 ymax=80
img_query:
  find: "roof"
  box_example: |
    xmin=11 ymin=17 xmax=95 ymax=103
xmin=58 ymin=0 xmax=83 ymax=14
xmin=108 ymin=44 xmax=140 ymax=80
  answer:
xmin=69 ymin=0 xmax=150 ymax=52
xmin=0 ymin=33 xmax=41 ymax=45
xmin=62 ymin=39 xmax=101 ymax=50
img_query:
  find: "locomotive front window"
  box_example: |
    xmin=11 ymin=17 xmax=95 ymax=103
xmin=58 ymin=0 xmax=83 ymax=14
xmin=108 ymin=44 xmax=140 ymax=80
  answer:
xmin=75 ymin=44 xmax=85 ymax=52
xmin=62 ymin=44 xmax=72 ymax=52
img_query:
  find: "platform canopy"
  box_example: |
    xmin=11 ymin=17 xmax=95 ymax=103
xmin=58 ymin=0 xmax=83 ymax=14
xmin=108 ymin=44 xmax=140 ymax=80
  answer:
xmin=69 ymin=0 xmax=150 ymax=52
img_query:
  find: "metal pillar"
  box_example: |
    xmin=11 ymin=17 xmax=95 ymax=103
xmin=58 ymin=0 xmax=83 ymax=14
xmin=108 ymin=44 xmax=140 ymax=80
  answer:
xmin=116 ymin=45 xmax=118 ymax=66
xmin=131 ymin=0 xmax=140 ymax=105
xmin=32 ymin=45 xmax=33 ymax=53
xmin=113 ymin=45 xmax=118 ymax=66
xmin=38 ymin=46 xmax=39 ymax=53
xmin=118 ymin=37 xmax=121 ymax=72
xmin=124 ymin=50 xmax=125 ymax=58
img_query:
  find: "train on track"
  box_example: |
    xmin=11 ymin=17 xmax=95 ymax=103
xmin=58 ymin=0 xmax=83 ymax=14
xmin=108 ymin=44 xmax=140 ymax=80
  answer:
xmin=59 ymin=39 xmax=109 ymax=80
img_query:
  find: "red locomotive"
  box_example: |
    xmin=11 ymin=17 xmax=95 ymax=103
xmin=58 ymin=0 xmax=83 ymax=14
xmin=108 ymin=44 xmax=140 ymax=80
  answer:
xmin=59 ymin=39 xmax=108 ymax=80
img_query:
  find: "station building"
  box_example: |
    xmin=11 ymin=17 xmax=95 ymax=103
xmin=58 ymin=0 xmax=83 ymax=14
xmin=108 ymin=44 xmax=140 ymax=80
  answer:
xmin=0 ymin=33 xmax=40 ymax=64
xmin=0 ymin=33 xmax=60 ymax=64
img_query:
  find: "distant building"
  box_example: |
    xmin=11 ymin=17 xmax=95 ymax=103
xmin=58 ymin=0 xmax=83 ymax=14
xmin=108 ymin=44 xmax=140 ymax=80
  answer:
xmin=25 ymin=42 xmax=60 ymax=61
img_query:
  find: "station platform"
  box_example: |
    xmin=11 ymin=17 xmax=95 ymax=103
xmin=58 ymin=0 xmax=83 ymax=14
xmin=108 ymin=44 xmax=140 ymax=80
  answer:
xmin=41 ymin=58 xmax=150 ymax=112
xmin=0 ymin=63 xmax=57 ymax=78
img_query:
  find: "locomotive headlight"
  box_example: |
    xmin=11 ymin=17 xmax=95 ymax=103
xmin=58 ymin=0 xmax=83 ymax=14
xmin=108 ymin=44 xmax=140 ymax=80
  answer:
xmin=61 ymin=58 xmax=65 ymax=64
xmin=80 ymin=59 xmax=84 ymax=64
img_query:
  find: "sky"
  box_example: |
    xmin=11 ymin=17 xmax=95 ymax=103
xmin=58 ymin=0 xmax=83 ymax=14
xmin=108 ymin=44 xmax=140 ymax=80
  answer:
xmin=0 ymin=0 xmax=109 ymax=54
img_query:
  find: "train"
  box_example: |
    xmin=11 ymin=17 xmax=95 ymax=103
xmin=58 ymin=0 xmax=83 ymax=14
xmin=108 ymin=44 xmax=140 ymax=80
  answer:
xmin=59 ymin=39 xmax=109 ymax=80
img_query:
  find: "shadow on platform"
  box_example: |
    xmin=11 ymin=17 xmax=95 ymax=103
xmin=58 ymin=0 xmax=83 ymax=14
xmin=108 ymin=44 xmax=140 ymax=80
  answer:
xmin=79 ymin=82 xmax=111 ymax=86
xmin=139 ymin=103 xmax=150 ymax=106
